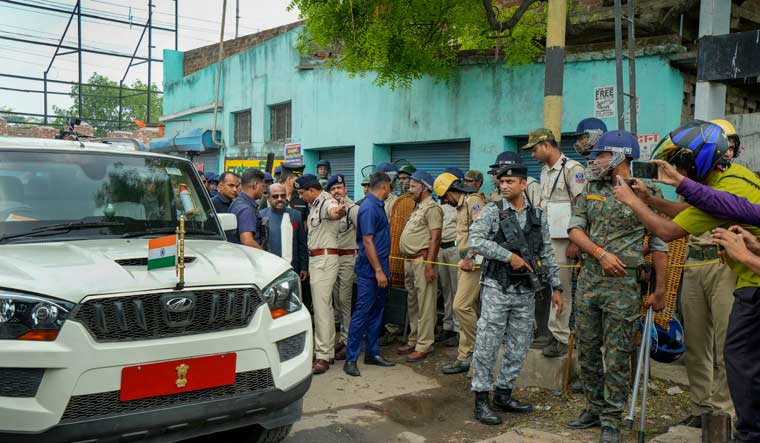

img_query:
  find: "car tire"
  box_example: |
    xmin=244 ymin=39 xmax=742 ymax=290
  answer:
xmin=253 ymin=424 xmax=293 ymax=443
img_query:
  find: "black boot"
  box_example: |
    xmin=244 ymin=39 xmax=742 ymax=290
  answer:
xmin=600 ymin=426 xmax=620 ymax=443
xmin=493 ymin=388 xmax=533 ymax=413
xmin=567 ymin=410 xmax=600 ymax=429
xmin=474 ymin=392 xmax=502 ymax=425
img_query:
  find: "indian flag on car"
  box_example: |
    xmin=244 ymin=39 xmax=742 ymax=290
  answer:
xmin=147 ymin=234 xmax=177 ymax=270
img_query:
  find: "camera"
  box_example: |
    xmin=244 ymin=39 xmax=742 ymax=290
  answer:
xmin=631 ymin=160 xmax=658 ymax=179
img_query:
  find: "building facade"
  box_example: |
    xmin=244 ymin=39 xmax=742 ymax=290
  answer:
xmin=159 ymin=24 xmax=685 ymax=197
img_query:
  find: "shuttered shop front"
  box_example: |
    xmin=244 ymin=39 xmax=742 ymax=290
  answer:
xmin=319 ymin=147 xmax=355 ymax=199
xmin=390 ymin=142 xmax=470 ymax=178
xmin=195 ymin=150 xmax=220 ymax=175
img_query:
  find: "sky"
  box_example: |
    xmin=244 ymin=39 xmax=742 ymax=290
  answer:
xmin=0 ymin=0 xmax=300 ymax=120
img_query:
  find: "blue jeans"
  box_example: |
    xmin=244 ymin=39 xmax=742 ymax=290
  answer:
xmin=346 ymin=276 xmax=387 ymax=362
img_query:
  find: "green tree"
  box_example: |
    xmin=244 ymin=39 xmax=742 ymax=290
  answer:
xmin=0 ymin=106 xmax=44 ymax=125
xmin=53 ymin=73 xmax=162 ymax=136
xmin=289 ymin=0 xmax=547 ymax=88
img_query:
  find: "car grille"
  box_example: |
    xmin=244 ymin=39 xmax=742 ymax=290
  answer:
xmin=0 ymin=368 xmax=45 ymax=398
xmin=115 ymin=257 xmax=196 ymax=267
xmin=276 ymin=332 xmax=306 ymax=362
xmin=69 ymin=287 xmax=264 ymax=342
xmin=60 ymin=369 xmax=275 ymax=422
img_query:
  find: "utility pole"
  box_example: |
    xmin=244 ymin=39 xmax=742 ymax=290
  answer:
xmin=542 ymin=0 xmax=567 ymax=141
xmin=77 ymin=0 xmax=82 ymax=120
xmin=235 ymin=0 xmax=240 ymax=38
xmin=694 ymin=0 xmax=731 ymax=120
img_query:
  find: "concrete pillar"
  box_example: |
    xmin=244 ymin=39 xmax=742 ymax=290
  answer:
xmin=693 ymin=0 xmax=731 ymax=121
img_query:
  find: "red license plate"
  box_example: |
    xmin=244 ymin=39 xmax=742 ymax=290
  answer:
xmin=120 ymin=353 xmax=237 ymax=402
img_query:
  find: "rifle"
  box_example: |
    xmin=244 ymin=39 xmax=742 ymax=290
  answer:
xmin=500 ymin=208 xmax=548 ymax=294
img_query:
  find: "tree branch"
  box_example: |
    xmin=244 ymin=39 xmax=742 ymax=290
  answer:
xmin=482 ymin=0 xmax=544 ymax=32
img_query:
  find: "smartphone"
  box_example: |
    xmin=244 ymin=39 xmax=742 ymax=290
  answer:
xmin=631 ymin=160 xmax=658 ymax=179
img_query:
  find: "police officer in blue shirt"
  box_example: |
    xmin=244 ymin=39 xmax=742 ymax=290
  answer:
xmin=229 ymin=168 xmax=266 ymax=249
xmin=344 ymin=172 xmax=397 ymax=377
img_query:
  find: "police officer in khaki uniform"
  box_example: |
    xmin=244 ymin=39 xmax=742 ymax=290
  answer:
xmin=487 ymin=152 xmax=542 ymax=208
xmin=326 ymin=174 xmax=359 ymax=360
xmin=436 ymin=167 xmax=466 ymax=345
xmin=432 ymin=172 xmax=488 ymax=374
xmin=397 ymin=171 xmax=443 ymax=363
xmin=295 ymin=174 xmax=347 ymax=375
xmin=522 ymin=128 xmax=585 ymax=358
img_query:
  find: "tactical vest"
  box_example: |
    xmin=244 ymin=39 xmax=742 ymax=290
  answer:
xmin=483 ymin=199 xmax=545 ymax=288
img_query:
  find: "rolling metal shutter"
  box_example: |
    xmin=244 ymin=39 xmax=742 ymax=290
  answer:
xmin=195 ymin=150 xmax=220 ymax=175
xmin=319 ymin=147 xmax=355 ymax=199
xmin=390 ymin=142 xmax=470 ymax=178
xmin=518 ymin=135 xmax=586 ymax=180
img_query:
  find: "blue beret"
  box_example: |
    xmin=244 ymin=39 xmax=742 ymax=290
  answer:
xmin=206 ymin=173 xmax=219 ymax=183
xmin=317 ymin=159 xmax=331 ymax=167
xmin=326 ymin=174 xmax=345 ymax=190
xmin=294 ymin=173 xmax=321 ymax=190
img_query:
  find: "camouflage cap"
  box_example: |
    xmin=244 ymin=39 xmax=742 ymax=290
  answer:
xmin=463 ymin=170 xmax=483 ymax=183
xmin=521 ymin=128 xmax=556 ymax=150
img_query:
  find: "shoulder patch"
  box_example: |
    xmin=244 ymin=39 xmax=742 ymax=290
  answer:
xmin=471 ymin=204 xmax=482 ymax=215
xmin=575 ymin=172 xmax=585 ymax=184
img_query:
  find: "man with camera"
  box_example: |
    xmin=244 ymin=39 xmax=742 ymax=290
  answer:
xmin=613 ymin=120 xmax=760 ymax=443
xmin=566 ymin=130 xmax=668 ymax=443
xmin=468 ymin=163 xmax=563 ymax=426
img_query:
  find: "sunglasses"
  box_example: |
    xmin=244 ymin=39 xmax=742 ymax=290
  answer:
xmin=271 ymin=194 xmax=287 ymax=199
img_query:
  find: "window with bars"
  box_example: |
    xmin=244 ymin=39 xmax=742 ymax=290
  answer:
xmin=233 ymin=110 xmax=251 ymax=145
xmin=269 ymin=102 xmax=291 ymax=142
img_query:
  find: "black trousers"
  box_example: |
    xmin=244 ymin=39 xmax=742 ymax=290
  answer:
xmin=725 ymin=287 xmax=760 ymax=443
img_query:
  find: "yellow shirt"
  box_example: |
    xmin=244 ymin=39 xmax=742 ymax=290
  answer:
xmin=673 ymin=163 xmax=760 ymax=288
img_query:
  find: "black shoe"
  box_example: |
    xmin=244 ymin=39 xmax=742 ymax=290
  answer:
xmin=474 ymin=392 xmax=502 ymax=425
xmin=600 ymin=426 xmax=620 ymax=443
xmin=435 ymin=329 xmax=456 ymax=342
xmin=531 ymin=335 xmax=552 ymax=350
xmin=493 ymin=388 xmax=533 ymax=413
xmin=442 ymin=358 xmax=470 ymax=375
xmin=679 ymin=414 xmax=702 ymax=428
xmin=364 ymin=355 xmax=396 ymax=367
xmin=567 ymin=410 xmax=600 ymax=429
xmin=542 ymin=337 xmax=568 ymax=358
xmin=343 ymin=361 xmax=360 ymax=377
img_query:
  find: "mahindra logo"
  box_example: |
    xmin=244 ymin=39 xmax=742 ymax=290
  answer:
xmin=165 ymin=296 xmax=194 ymax=313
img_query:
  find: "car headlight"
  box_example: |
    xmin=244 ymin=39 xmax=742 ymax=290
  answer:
xmin=261 ymin=270 xmax=302 ymax=319
xmin=0 ymin=291 xmax=75 ymax=341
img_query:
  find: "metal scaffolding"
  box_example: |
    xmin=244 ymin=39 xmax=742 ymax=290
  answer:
xmin=0 ymin=0 xmax=178 ymax=131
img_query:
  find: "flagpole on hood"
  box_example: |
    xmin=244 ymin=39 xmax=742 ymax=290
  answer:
xmin=176 ymin=215 xmax=186 ymax=290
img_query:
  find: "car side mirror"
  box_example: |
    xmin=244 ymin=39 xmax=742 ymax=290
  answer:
xmin=217 ymin=213 xmax=237 ymax=231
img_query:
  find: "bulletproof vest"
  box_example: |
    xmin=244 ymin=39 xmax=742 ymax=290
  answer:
xmin=483 ymin=199 xmax=544 ymax=287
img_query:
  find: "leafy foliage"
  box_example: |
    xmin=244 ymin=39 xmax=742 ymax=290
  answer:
xmin=289 ymin=0 xmax=547 ymax=88
xmin=53 ymin=73 xmax=162 ymax=136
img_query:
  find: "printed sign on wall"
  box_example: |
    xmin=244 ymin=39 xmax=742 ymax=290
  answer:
xmin=224 ymin=158 xmax=285 ymax=175
xmin=638 ymin=133 xmax=659 ymax=161
xmin=594 ymin=86 xmax=616 ymax=119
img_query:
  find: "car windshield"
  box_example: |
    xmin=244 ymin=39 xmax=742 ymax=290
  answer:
xmin=0 ymin=149 xmax=222 ymax=243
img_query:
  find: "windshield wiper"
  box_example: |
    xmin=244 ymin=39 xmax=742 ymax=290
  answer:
xmin=121 ymin=227 xmax=219 ymax=238
xmin=0 ymin=221 xmax=126 ymax=243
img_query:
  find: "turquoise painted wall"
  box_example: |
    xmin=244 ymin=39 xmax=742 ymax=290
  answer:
xmin=162 ymin=26 xmax=684 ymax=197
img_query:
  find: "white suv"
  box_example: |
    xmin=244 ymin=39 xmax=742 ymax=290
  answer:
xmin=0 ymin=137 xmax=312 ymax=443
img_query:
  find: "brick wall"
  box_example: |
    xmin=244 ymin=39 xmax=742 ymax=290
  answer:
xmin=106 ymin=130 xmax=133 ymax=138
xmin=0 ymin=117 xmax=6 ymax=136
xmin=0 ymin=120 xmax=94 ymax=139
xmin=681 ymin=72 xmax=760 ymax=122
xmin=183 ymin=22 xmax=303 ymax=76
xmin=132 ymin=128 xmax=160 ymax=145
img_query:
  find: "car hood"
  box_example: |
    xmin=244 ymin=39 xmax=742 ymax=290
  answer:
xmin=0 ymin=239 xmax=292 ymax=303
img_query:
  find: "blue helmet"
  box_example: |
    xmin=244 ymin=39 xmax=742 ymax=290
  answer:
xmin=443 ymin=167 xmax=464 ymax=181
xmin=652 ymin=120 xmax=730 ymax=183
xmin=575 ymin=118 xmax=608 ymax=136
xmin=317 ymin=159 xmax=331 ymax=168
xmin=410 ymin=170 xmax=434 ymax=191
xmin=375 ymin=162 xmax=399 ymax=180
xmin=641 ymin=317 xmax=685 ymax=364
xmin=589 ymin=130 xmax=639 ymax=160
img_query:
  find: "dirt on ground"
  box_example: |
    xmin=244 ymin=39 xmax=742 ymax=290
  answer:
xmin=368 ymin=340 xmax=691 ymax=443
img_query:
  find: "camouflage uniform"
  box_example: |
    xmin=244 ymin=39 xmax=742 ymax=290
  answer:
xmin=569 ymin=179 xmax=668 ymax=430
xmin=469 ymin=198 xmax=561 ymax=392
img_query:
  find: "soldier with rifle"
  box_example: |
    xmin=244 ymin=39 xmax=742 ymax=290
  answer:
xmin=468 ymin=163 xmax=563 ymax=426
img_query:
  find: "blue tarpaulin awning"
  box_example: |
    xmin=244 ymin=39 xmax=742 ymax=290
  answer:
xmin=150 ymin=128 xmax=221 ymax=153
